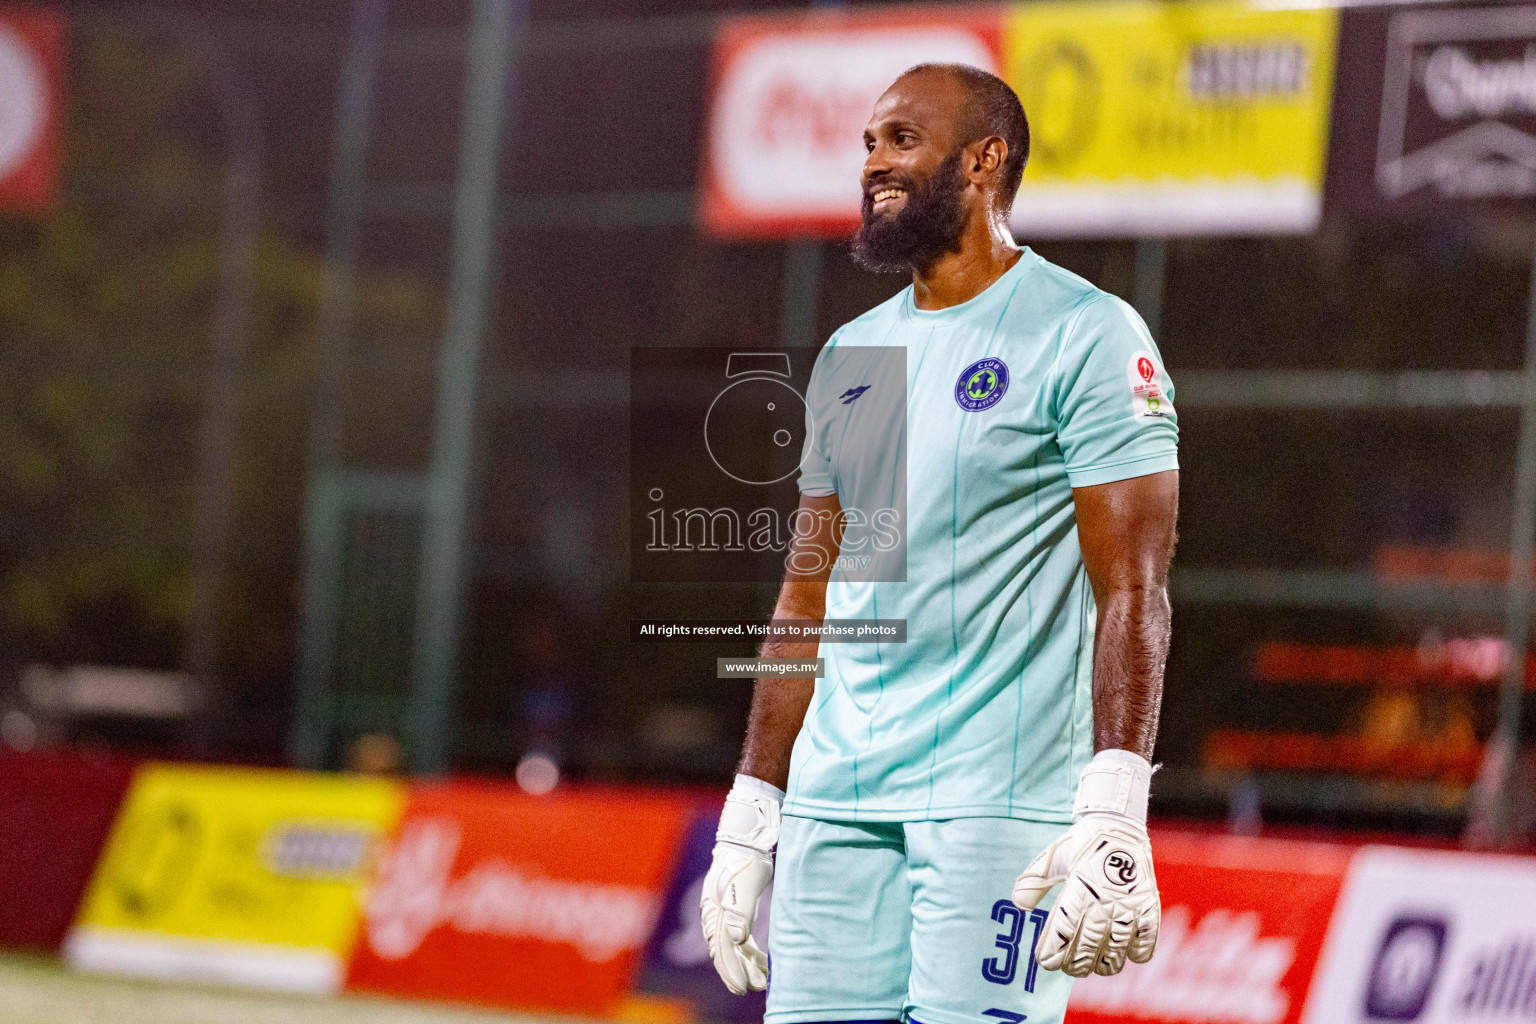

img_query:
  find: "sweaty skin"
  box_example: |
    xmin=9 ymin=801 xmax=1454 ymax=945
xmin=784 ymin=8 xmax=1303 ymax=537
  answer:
xmin=737 ymin=67 xmax=1179 ymax=787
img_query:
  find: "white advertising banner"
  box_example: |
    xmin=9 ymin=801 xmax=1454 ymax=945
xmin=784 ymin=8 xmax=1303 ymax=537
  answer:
xmin=701 ymin=8 xmax=1001 ymax=237
xmin=1302 ymin=846 xmax=1536 ymax=1023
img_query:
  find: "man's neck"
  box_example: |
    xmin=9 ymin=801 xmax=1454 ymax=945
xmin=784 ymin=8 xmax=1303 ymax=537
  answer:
xmin=911 ymin=212 xmax=1021 ymax=311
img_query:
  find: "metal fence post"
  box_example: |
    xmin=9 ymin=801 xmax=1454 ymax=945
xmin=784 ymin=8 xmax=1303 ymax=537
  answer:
xmin=184 ymin=45 xmax=261 ymax=748
xmin=291 ymin=0 xmax=390 ymax=768
xmin=1133 ymin=237 xmax=1166 ymax=341
xmin=779 ymin=239 xmax=823 ymax=351
xmin=75 ymin=11 xmax=264 ymax=750
xmin=410 ymin=0 xmax=524 ymax=774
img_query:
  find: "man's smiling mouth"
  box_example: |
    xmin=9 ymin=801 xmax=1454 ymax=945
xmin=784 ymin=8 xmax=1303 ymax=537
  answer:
xmin=870 ymin=187 xmax=908 ymax=212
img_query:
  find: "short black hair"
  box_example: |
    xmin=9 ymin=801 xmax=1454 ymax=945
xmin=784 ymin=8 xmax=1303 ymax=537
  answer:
xmin=902 ymin=63 xmax=1030 ymax=210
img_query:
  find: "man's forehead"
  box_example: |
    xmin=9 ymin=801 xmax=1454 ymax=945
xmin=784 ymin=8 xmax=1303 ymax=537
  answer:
xmin=866 ymin=70 xmax=967 ymax=136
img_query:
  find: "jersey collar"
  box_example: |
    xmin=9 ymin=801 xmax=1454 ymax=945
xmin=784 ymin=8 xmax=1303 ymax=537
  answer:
xmin=900 ymin=246 xmax=1038 ymax=328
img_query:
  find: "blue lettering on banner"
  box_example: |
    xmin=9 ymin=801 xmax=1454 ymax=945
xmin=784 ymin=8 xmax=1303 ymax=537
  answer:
xmin=1456 ymin=935 xmax=1536 ymax=1016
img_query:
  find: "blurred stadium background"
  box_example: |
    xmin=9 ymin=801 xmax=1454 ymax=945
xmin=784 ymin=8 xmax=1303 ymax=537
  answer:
xmin=0 ymin=0 xmax=1535 ymax=1020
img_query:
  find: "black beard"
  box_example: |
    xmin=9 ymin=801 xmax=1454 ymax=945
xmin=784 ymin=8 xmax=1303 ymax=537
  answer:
xmin=851 ymin=150 xmax=968 ymax=275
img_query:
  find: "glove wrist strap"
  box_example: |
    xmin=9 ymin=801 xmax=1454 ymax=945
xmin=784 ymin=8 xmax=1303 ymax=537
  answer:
xmin=1073 ymin=749 xmax=1152 ymax=825
xmin=717 ymin=774 xmax=783 ymax=854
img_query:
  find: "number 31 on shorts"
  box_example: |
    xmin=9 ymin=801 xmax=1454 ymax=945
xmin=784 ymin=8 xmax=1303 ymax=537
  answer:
xmin=981 ymin=899 xmax=1049 ymax=991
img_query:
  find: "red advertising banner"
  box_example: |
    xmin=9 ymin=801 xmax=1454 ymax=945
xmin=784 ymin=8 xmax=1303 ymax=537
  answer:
xmin=701 ymin=6 xmax=1003 ymax=238
xmin=0 ymin=749 xmax=135 ymax=950
xmin=0 ymin=9 xmax=63 ymax=212
xmin=1067 ymin=831 xmax=1353 ymax=1024
xmin=347 ymin=781 xmax=695 ymax=1016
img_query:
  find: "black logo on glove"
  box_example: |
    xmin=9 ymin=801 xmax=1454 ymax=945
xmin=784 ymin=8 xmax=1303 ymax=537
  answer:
xmin=1104 ymin=850 xmax=1138 ymax=885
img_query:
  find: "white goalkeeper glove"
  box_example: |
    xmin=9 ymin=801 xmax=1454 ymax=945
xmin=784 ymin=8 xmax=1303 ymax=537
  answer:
xmin=701 ymin=774 xmax=782 ymax=994
xmin=1012 ymin=748 xmax=1160 ymax=978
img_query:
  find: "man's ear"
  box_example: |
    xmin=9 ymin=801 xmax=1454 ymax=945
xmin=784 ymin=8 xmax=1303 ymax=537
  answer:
xmin=958 ymin=135 xmax=1007 ymax=199
xmin=964 ymin=136 xmax=1009 ymax=189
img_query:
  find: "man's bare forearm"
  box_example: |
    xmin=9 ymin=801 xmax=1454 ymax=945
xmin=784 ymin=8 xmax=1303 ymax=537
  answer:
xmin=1090 ymin=584 xmax=1170 ymax=759
xmin=737 ymin=577 xmax=825 ymax=790
xmin=1073 ymin=470 xmax=1179 ymax=762
xmin=735 ymin=493 xmax=842 ymax=791
xmin=738 ymin=677 xmax=816 ymax=791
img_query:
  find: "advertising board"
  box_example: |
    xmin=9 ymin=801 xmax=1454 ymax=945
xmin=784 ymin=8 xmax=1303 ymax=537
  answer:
xmin=1301 ymin=846 xmax=1536 ymax=1023
xmin=701 ymin=6 xmax=1003 ymax=238
xmin=1068 ymin=831 xmax=1352 ymax=1024
xmin=702 ymin=2 xmax=1338 ymax=239
xmin=1003 ymin=2 xmax=1339 ymax=237
xmin=0 ymin=8 xmax=62 ymax=212
xmin=1329 ymin=4 xmax=1536 ymax=218
xmin=347 ymin=782 xmax=695 ymax=1016
xmin=636 ymin=803 xmax=770 ymax=1023
xmin=65 ymin=764 xmax=404 ymax=993
xmin=0 ymin=749 xmax=135 ymax=950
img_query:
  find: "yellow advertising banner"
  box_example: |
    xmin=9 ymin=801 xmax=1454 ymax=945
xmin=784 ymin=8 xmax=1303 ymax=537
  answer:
xmin=66 ymin=764 xmax=404 ymax=993
xmin=1002 ymin=1 xmax=1339 ymax=236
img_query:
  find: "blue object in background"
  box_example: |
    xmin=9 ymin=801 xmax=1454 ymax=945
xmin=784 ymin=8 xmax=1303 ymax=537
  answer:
xmin=637 ymin=802 xmax=770 ymax=1023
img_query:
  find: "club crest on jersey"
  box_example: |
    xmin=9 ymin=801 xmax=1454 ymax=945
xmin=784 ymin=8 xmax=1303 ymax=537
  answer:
xmin=955 ymin=358 xmax=1009 ymax=412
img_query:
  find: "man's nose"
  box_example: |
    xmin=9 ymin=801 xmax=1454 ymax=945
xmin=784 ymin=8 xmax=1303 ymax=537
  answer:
xmin=862 ymin=143 xmax=892 ymax=186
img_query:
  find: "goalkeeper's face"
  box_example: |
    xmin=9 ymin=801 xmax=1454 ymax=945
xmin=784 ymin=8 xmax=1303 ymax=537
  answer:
xmin=853 ymin=70 xmax=976 ymax=274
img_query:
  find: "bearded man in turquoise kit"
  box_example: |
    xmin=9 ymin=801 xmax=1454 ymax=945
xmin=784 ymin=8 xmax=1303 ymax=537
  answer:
xmin=699 ymin=63 xmax=1179 ymax=1024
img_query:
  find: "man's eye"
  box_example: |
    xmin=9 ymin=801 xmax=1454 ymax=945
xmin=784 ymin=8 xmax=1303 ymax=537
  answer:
xmin=896 ymin=132 xmax=915 ymax=145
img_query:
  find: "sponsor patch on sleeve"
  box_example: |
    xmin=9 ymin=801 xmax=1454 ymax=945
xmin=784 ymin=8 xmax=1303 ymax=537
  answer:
xmin=1127 ymin=351 xmax=1173 ymax=418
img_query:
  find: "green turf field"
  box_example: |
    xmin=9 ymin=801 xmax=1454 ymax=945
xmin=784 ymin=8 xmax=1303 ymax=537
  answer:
xmin=0 ymin=952 xmax=590 ymax=1024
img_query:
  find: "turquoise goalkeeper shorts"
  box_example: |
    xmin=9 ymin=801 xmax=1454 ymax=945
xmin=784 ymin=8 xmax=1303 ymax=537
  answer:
xmin=765 ymin=815 xmax=1074 ymax=1024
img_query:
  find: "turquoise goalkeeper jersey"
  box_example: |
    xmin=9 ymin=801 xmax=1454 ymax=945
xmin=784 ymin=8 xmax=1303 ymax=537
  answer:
xmin=785 ymin=247 xmax=1178 ymax=823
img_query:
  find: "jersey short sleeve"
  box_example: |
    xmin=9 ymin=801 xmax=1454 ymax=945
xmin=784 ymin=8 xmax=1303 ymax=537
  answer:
xmin=1052 ymin=294 xmax=1179 ymax=488
xmin=797 ymin=334 xmax=839 ymax=497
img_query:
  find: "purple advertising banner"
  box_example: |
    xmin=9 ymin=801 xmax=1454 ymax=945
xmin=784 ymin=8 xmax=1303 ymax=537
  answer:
xmin=636 ymin=803 xmax=770 ymax=1023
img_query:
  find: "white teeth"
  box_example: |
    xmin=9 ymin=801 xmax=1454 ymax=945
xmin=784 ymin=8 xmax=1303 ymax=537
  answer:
xmin=872 ymin=188 xmax=906 ymax=203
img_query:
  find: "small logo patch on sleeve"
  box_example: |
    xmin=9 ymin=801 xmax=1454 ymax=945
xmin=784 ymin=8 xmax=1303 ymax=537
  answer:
xmin=1126 ymin=351 xmax=1172 ymax=418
